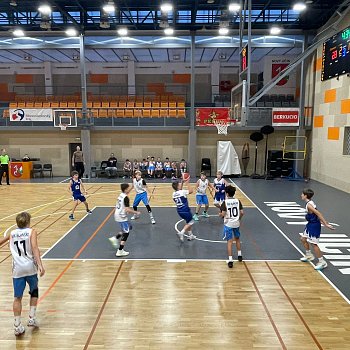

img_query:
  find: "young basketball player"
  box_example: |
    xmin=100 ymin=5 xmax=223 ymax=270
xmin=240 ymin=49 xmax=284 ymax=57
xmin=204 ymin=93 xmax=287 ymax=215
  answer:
xmin=68 ymin=170 xmax=92 ymax=220
xmin=193 ymin=172 xmax=215 ymax=221
xmin=172 ymin=180 xmax=196 ymax=241
xmin=219 ymin=186 xmax=244 ymax=268
xmin=109 ymin=184 xmax=141 ymax=257
xmin=130 ymin=170 xmax=156 ymax=224
xmin=213 ymin=171 xmax=228 ymax=209
xmin=0 ymin=212 xmax=45 ymax=336
xmin=300 ymin=188 xmax=334 ymax=270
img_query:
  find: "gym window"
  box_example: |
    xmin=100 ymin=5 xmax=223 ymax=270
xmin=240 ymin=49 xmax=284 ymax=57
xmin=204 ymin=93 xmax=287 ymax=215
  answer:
xmin=343 ymin=127 xmax=350 ymax=155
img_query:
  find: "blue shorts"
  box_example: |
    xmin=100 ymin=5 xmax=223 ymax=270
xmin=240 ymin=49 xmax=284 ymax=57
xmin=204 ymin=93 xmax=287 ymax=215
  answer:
xmin=214 ymin=192 xmax=225 ymax=204
xmin=178 ymin=210 xmax=194 ymax=225
xmin=133 ymin=192 xmax=149 ymax=207
xmin=148 ymin=166 xmax=155 ymax=171
xmin=222 ymin=226 xmax=240 ymax=241
xmin=119 ymin=221 xmax=132 ymax=233
xmin=196 ymin=194 xmax=209 ymax=205
xmin=301 ymin=222 xmax=321 ymax=244
xmin=73 ymin=194 xmax=86 ymax=202
xmin=13 ymin=274 xmax=38 ymax=298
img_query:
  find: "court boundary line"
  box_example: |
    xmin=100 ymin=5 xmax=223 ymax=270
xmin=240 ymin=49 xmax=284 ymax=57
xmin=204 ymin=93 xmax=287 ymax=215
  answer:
xmin=266 ymin=262 xmax=323 ymax=350
xmin=83 ymin=261 xmax=124 ymax=349
xmin=244 ymin=261 xmax=287 ymax=349
xmin=38 ymin=208 xmax=115 ymax=303
xmin=42 ymin=258 xmax=301 ymax=262
xmin=230 ymin=179 xmax=350 ymax=306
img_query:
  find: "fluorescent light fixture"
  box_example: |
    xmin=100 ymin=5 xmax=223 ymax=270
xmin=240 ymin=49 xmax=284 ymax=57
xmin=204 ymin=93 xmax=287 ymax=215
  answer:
xmin=293 ymin=2 xmax=307 ymax=11
xmin=103 ymin=1 xmax=115 ymax=13
xmin=10 ymin=0 xmax=17 ymax=6
xmin=219 ymin=27 xmax=229 ymax=36
xmin=13 ymin=29 xmax=24 ymax=37
xmin=228 ymin=3 xmax=240 ymax=12
xmin=38 ymin=4 xmax=52 ymax=15
xmin=66 ymin=28 xmax=78 ymax=37
xmin=160 ymin=3 xmax=173 ymax=13
xmin=270 ymin=26 xmax=282 ymax=35
xmin=118 ymin=27 xmax=128 ymax=36
xmin=164 ymin=27 xmax=174 ymax=35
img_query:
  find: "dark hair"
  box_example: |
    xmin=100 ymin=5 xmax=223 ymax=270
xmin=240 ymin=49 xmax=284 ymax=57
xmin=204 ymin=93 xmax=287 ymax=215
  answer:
xmin=16 ymin=212 xmax=31 ymax=229
xmin=125 ymin=159 xmax=129 ymax=162
xmin=181 ymin=159 xmax=185 ymax=161
xmin=302 ymin=188 xmax=314 ymax=199
xmin=165 ymin=157 xmax=169 ymax=160
xmin=172 ymin=181 xmax=179 ymax=191
xmin=71 ymin=170 xmax=79 ymax=177
xmin=200 ymin=171 xmax=206 ymax=176
xmin=121 ymin=183 xmax=129 ymax=193
xmin=225 ymin=185 xmax=236 ymax=197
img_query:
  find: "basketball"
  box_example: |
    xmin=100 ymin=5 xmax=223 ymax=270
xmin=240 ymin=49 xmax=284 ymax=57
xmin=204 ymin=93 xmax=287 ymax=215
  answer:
xmin=182 ymin=172 xmax=190 ymax=182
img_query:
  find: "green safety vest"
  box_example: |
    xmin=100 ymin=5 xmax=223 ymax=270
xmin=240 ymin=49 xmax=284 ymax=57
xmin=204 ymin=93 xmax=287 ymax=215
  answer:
xmin=0 ymin=155 xmax=10 ymax=165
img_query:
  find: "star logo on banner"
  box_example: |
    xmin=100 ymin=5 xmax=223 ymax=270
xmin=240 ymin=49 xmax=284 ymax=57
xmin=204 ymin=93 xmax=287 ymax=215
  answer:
xmin=209 ymin=110 xmax=219 ymax=119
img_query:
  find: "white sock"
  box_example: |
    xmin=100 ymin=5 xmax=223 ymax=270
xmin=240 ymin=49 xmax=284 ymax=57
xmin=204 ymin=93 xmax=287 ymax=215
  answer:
xmin=149 ymin=213 xmax=153 ymax=218
xmin=29 ymin=306 xmax=37 ymax=318
xmin=180 ymin=229 xmax=185 ymax=235
xmin=229 ymin=255 xmax=233 ymax=261
xmin=188 ymin=231 xmax=192 ymax=236
xmin=14 ymin=316 xmax=21 ymax=326
xmin=238 ymin=250 xmax=242 ymax=256
xmin=319 ymin=257 xmax=324 ymax=262
xmin=306 ymin=250 xmax=311 ymax=254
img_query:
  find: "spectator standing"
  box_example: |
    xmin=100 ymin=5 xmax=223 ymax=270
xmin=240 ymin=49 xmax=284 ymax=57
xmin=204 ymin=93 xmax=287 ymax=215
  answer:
xmin=72 ymin=146 xmax=85 ymax=179
xmin=0 ymin=148 xmax=10 ymax=185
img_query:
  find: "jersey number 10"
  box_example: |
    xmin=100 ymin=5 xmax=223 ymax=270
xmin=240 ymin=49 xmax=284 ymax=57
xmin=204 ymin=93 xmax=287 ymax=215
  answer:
xmin=228 ymin=207 xmax=239 ymax=218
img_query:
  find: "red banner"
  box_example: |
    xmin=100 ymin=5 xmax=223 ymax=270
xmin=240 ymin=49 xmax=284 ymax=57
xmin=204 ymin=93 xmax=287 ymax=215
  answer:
xmin=272 ymin=108 xmax=300 ymax=126
xmin=272 ymin=63 xmax=289 ymax=86
xmin=196 ymin=108 xmax=230 ymax=126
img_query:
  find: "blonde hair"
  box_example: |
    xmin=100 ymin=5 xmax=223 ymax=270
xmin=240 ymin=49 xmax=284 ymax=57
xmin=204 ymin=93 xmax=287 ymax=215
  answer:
xmin=16 ymin=212 xmax=31 ymax=229
xmin=135 ymin=170 xmax=141 ymax=176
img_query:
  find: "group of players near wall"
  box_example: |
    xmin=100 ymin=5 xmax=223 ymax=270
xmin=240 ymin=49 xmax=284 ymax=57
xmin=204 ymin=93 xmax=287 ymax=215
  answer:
xmin=0 ymin=171 xmax=334 ymax=336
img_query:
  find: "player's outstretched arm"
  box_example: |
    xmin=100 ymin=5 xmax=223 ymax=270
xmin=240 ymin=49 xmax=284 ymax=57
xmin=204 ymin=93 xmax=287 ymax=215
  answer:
xmin=307 ymin=204 xmax=334 ymax=230
xmin=30 ymin=229 xmax=45 ymax=277
xmin=0 ymin=233 xmax=10 ymax=246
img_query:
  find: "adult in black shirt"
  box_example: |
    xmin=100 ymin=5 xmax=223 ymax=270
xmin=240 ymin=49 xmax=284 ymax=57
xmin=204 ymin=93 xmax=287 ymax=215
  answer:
xmin=106 ymin=153 xmax=117 ymax=177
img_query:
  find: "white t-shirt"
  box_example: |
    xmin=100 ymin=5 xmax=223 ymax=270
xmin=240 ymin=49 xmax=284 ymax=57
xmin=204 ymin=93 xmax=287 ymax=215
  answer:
xmin=10 ymin=228 xmax=37 ymax=278
xmin=114 ymin=193 xmax=129 ymax=222
xmin=133 ymin=178 xmax=147 ymax=194
xmin=197 ymin=179 xmax=209 ymax=194
xmin=221 ymin=198 xmax=242 ymax=228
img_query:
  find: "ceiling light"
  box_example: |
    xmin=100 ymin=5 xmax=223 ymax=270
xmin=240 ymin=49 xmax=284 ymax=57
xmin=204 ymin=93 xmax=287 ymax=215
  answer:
xmin=118 ymin=28 xmax=128 ymax=36
xmin=160 ymin=3 xmax=173 ymax=13
xmin=40 ymin=20 xmax=51 ymax=30
xmin=38 ymin=4 xmax=52 ymax=15
xmin=228 ymin=3 xmax=240 ymax=12
xmin=10 ymin=0 xmax=17 ymax=6
xmin=219 ymin=27 xmax=229 ymax=36
xmin=66 ymin=28 xmax=78 ymax=37
xmin=293 ymin=2 xmax=307 ymax=11
xmin=207 ymin=0 xmax=215 ymax=3
xmin=164 ymin=27 xmax=174 ymax=36
xmin=13 ymin=28 xmax=24 ymax=37
xmin=270 ymin=26 xmax=282 ymax=35
xmin=103 ymin=1 xmax=115 ymax=13
xmin=122 ymin=55 xmax=130 ymax=61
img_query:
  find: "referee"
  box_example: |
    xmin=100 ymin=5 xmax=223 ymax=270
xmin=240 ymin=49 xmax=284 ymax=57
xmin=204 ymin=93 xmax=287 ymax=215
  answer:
xmin=0 ymin=148 xmax=10 ymax=185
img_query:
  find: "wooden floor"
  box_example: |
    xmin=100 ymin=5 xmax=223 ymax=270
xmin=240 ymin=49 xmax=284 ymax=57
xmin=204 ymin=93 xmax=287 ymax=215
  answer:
xmin=0 ymin=183 xmax=349 ymax=349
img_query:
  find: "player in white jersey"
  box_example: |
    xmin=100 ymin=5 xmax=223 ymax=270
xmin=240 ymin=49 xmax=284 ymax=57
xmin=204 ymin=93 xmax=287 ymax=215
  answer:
xmin=219 ymin=186 xmax=244 ymax=268
xmin=193 ymin=172 xmax=215 ymax=221
xmin=0 ymin=212 xmax=45 ymax=336
xmin=130 ymin=170 xmax=156 ymax=224
xmin=213 ymin=171 xmax=228 ymax=208
xmin=109 ymin=183 xmax=141 ymax=257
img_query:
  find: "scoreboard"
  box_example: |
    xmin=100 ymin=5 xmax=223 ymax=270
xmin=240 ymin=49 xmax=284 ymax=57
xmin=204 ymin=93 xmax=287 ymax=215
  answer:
xmin=321 ymin=26 xmax=350 ymax=81
xmin=240 ymin=44 xmax=248 ymax=73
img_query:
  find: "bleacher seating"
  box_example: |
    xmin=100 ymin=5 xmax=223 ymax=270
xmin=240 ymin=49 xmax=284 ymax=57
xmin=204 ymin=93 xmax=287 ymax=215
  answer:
xmin=5 ymin=95 xmax=187 ymax=119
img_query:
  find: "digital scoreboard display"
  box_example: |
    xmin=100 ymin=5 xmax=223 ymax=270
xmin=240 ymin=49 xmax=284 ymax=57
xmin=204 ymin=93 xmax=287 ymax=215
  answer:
xmin=240 ymin=44 xmax=248 ymax=73
xmin=321 ymin=26 xmax=350 ymax=81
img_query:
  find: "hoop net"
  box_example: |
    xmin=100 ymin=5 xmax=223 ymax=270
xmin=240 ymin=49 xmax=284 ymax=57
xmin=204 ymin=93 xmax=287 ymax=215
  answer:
xmin=59 ymin=124 xmax=68 ymax=131
xmin=213 ymin=119 xmax=229 ymax=135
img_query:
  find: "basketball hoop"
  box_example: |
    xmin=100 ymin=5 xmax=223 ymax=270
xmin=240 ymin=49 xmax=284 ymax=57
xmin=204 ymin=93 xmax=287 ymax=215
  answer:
xmin=213 ymin=119 xmax=229 ymax=135
xmin=59 ymin=124 xmax=68 ymax=131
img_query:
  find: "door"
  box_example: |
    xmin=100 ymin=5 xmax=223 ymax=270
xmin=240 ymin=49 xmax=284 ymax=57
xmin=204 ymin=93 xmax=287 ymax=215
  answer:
xmin=69 ymin=143 xmax=82 ymax=173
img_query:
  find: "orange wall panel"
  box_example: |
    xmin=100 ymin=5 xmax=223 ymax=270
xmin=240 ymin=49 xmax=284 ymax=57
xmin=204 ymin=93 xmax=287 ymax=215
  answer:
xmin=15 ymin=74 xmax=33 ymax=84
xmin=341 ymin=99 xmax=350 ymax=114
xmin=328 ymin=127 xmax=340 ymax=140
xmin=173 ymin=74 xmax=191 ymax=84
xmin=314 ymin=57 xmax=322 ymax=72
xmin=313 ymin=115 xmax=324 ymax=128
xmin=89 ymin=74 xmax=108 ymax=84
xmin=324 ymin=89 xmax=336 ymax=103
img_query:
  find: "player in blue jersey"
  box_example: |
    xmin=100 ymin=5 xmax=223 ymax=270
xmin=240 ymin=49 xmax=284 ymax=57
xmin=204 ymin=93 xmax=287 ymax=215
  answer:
xmin=300 ymin=188 xmax=334 ymax=270
xmin=68 ymin=170 xmax=92 ymax=220
xmin=213 ymin=171 xmax=228 ymax=209
xmin=172 ymin=180 xmax=196 ymax=242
